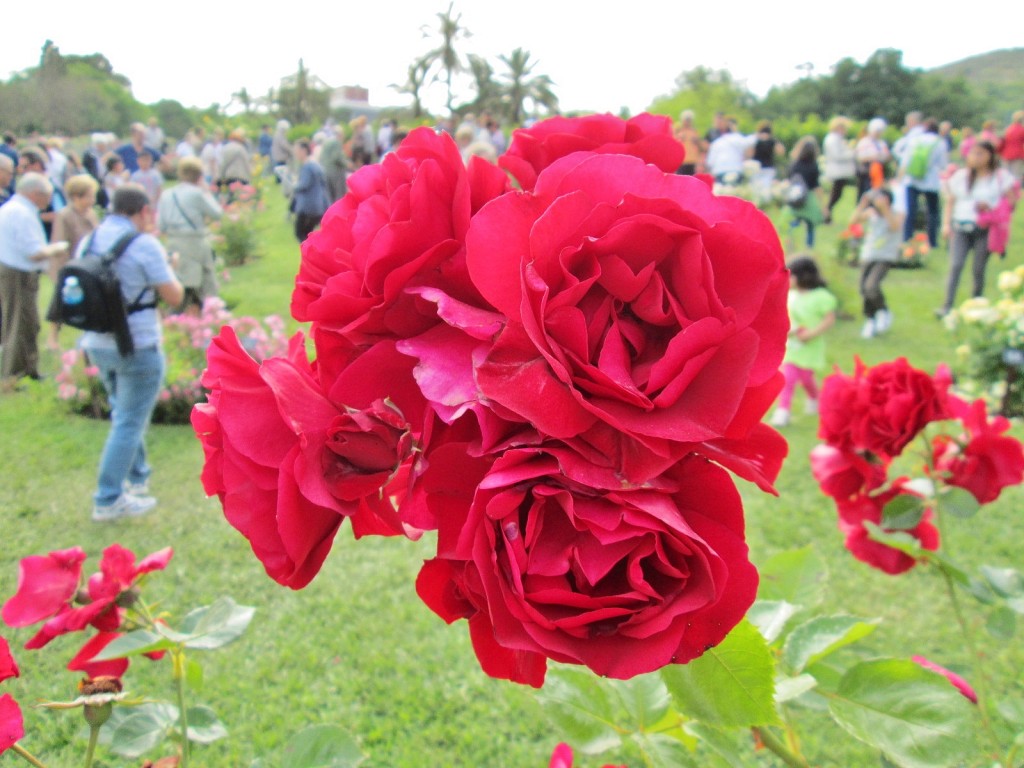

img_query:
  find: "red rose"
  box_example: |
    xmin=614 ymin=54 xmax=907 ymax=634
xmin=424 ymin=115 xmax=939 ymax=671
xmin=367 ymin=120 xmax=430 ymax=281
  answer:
xmin=192 ymin=327 xmax=413 ymax=589
xmin=810 ymin=444 xmax=886 ymax=500
xmin=836 ymin=483 xmax=939 ymax=575
xmin=0 ymin=638 xmax=16 ymax=684
xmin=549 ymin=743 xmax=627 ymax=768
xmin=464 ymin=153 xmax=788 ymax=483
xmin=291 ymin=127 xmax=509 ymax=346
xmin=416 ymin=448 xmax=757 ymax=684
xmin=1 ymin=547 xmax=86 ymax=628
xmin=912 ymin=655 xmax=978 ymax=703
xmin=0 ymin=693 xmax=23 ymax=756
xmin=500 ymin=112 xmax=685 ymax=192
xmin=932 ymin=396 xmax=1024 ymax=504
xmin=819 ymin=358 xmax=950 ymax=460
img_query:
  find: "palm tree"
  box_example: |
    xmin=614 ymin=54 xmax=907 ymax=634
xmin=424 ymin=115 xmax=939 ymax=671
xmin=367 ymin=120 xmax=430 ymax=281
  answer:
xmin=391 ymin=57 xmax=432 ymax=119
xmin=421 ymin=2 xmax=470 ymax=114
xmin=499 ymin=48 xmax=559 ymax=124
xmin=467 ymin=54 xmax=500 ymax=115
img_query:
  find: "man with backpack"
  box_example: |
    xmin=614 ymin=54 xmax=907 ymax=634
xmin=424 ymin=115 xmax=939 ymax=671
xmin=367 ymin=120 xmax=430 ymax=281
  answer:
xmin=898 ymin=117 xmax=948 ymax=247
xmin=76 ymin=184 xmax=183 ymax=521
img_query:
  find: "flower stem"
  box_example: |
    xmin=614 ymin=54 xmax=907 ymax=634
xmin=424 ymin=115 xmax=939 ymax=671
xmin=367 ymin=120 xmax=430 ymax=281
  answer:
xmin=940 ymin=569 xmax=1001 ymax=757
xmin=11 ymin=744 xmax=49 ymax=768
xmin=83 ymin=724 xmax=99 ymax=768
xmin=752 ymin=727 xmax=810 ymax=768
xmin=173 ymin=649 xmax=190 ymax=768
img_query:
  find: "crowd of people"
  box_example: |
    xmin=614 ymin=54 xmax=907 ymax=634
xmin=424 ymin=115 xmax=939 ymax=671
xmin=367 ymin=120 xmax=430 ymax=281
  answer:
xmin=0 ymin=105 xmax=1021 ymax=516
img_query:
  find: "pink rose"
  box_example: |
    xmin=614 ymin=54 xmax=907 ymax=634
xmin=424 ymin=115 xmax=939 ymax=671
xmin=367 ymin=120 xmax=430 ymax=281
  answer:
xmin=500 ymin=112 xmax=684 ymax=192
xmin=464 ymin=153 xmax=788 ymax=483
xmin=416 ymin=448 xmax=757 ymax=685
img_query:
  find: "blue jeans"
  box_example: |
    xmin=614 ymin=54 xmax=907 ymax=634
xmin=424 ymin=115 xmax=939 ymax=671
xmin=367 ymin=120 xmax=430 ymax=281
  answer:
xmin=904 ymin=186 xmax=940 ymax=247
xmin=88 ymin=346 xmax=165 ymax=505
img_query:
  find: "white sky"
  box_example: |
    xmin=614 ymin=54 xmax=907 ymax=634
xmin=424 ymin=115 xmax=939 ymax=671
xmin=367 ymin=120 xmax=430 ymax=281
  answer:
xmin=2 ymin=1 xmax=1020 ymax=119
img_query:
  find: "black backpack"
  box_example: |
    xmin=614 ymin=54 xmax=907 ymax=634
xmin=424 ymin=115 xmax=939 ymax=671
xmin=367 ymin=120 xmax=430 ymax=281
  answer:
xmin=47 ymin=231 xmax=155 ymax=355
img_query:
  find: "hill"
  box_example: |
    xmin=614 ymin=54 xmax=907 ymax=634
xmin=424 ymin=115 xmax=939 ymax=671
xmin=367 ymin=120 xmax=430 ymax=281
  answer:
xmin=929 ymin=48 xmax=1024 ymax=120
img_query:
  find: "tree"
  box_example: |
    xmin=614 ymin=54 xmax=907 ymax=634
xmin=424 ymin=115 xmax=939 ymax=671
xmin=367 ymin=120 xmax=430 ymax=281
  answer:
xmin=498 ymin=48 xmax=558 ymax=124
xmin=648 ymin=66 xmax=755 ymax=132
xmin=465 ymin=54 xmax=501 ymax=115
xmin=421 ymin=2 xmax=470 ymax=114
xmin=276 ymin=59 xmax=330 ymax=126
xmin=391 ymin=57 xmax=432 ymax=119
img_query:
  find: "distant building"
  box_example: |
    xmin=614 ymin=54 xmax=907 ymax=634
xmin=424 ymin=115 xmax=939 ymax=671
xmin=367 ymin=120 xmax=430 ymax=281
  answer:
xmin=330 ymin=85 xmax=380 ymax=120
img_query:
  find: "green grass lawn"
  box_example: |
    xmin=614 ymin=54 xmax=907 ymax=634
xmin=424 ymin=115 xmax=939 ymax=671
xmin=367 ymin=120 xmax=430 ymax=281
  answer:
xmin=1 ymin=182 xmax=1021 ymax=767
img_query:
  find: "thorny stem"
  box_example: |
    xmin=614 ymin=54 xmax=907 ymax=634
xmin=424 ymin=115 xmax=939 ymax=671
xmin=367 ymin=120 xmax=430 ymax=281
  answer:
xmin=940 ymin=568 xmax=1001 ymax=759
xmin=753 ymin=727 xmax=810 ymax=768
xmin=11 ymin=744 xmax=49 ymax=768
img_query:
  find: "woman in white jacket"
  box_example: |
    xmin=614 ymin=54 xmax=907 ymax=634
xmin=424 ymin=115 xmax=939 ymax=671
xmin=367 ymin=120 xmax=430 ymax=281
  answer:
xmin=823 ymin=116 xmax=857 ymax=223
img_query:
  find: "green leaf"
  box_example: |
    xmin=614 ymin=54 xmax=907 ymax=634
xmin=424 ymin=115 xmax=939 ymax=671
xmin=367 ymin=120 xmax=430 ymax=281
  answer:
xmin=662 ymin=620 xmax=778 ymax=727
xmin=828 ymin=659 xmax=976 ymax=768
xmin=684 ymin=723 xmax=761 ymax=768
xmin=632 ymin=731 xmax=698 ymax=767
xmin=747 ymin=600 xmax=800 ymax=644
xmin=609 ymin=674 xmax=670 ymax=730
xmin=997 ymin=698 xmax=1024 ymax=726
xmin=537 ymin=667 xmax=622 ymax=754
xmin=185 ymin=705 xmax=227 ymax=744
xmin=775 ymin=674 xmax=818 ymax=703
xmin=1008 ymin=596 xmax=1024 ymax=615
xmin=967 ymin=577 xmax=998 ymax=605
xmin=186 ymin=658 xmax=204 ymax=690
xmin=157 ymin=597 xmax=255 ymax=650
xmin=108 ymin=703 xmax=178 ymax=758
xmin=863 ymin=522 xmax=925 ymax=557
xmin=986 ymin=606 xmax=1017 ymax=640
xmin=757 ymin=547 xmax=826 ymax=606
xmin=937 ymin=487 xmax=980 ymax=519
xmin=782 ymin=616 xmax=879 ymax=674
xmin=93 ymin=629 xmax=176 ymax=660
xmin=279 ymin=724 xmax=367 ymax=768
xmin=881 ymin=495 xmax=926 ymax=530
xmin=980 ymin=566 xmax=1024 ymax=598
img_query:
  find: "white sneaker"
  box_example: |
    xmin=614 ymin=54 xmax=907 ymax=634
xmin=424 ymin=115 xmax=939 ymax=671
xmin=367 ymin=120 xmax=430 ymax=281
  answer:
xmin=861 ymin=319 xmax=876 ymax=339
xmin=92 ymin=494 xmax=157 ymax=522
xmin=769 ymin=408 xmax=790 ymax=427
xmin=875 ymin=309 xmax=892 ymax=333
xmin=123 ymin=480 xmax=150 ymax=496
xmin=804 ymin=398 xmax=819 ymax=415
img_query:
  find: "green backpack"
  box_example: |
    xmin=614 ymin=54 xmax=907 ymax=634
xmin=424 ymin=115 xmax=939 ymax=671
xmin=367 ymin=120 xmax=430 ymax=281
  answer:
xmin=906 ymin=139 xmax=937 ymax=180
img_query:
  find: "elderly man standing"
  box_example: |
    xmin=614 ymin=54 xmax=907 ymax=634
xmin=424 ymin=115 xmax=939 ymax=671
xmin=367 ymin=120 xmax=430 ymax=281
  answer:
xmin=0 ymin=173 xmax=68 ymax=383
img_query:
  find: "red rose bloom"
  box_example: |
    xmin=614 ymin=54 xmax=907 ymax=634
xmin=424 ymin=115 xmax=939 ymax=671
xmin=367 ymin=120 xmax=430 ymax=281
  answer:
xmin=500 ymin=112 xmax=684 ymax=192
xmin=836 ymin=483 xmax=939 ymax=575
xmin=465 ymin=153 xmax=788 ymax=483
xmin=0 ymin=638 xmax=17 ymax=684
xmin=193 ymin=327 xmax=413 ymax=589
xmin=819 ymin=358 xmax=950 ymax=460
xmin=1 ymin=547 xmax=86 ymax=628
xmin=0 ymin=693 xmax=23 ymax=756
xmin=291 ymin=127 xmax=509 ymax=346
xmin=810 ymin=444 xmax=886 ymax=500
xmin=416 ymin=448 xmax=757 ymax=685
xmin=932 ymin=396 xmax=1024 ymax=504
